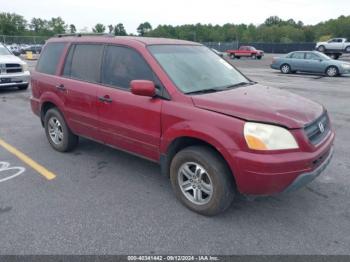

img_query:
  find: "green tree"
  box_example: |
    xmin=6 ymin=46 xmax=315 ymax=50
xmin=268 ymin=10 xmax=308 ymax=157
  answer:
xmin=0 ymin=12 xmax=27 ymax=35
xmin=69 ymin=24 xmax=76 ymax=33
xmin=49 ymin=17 xmax=67 ymax=34
xmin=93 ymin=23 xmax=106 ymax=33
xmin=108 ymin=24 xmax=114 ymax=34
xmin=137 ymin=22 xmax=152 ymax=36
xmin=114 ymin=23 xmax=127 ymax=36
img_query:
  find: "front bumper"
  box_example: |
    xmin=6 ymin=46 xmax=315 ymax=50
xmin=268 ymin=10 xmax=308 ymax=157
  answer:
xmin=283 ymin=147 xmax=333 ymax=193
xmin=339 ymin=67 xmax=350 ymax=74
xmin=0 ymin=71 xmax=30 ymax=87
xmin=229 ymin=130 xmax=335 ymax=195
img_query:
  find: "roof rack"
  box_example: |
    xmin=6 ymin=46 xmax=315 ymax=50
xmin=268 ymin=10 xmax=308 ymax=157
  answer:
xmin=55 ymin=33 xmax=114 ymax=38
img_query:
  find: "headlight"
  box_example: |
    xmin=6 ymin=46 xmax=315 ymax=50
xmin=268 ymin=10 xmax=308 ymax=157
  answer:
xmin=22 ymin=63 xmax=29 ymax=72
xmin=244 ymin=122 xmax=299 ymax=150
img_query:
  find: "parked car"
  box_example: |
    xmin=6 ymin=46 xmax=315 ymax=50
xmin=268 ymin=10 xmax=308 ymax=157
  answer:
xmin=226 ymin=46 xmax=264 ymax=59
xmin=0 ymin=43 xmax=30 ymax=90
xmin=31 ymin=35 xmax=334 ymax=216
xmin=316 ymin=38 xmax=350 ymax=59
xmin=6 ymin=44 xmax=21 ymax=56
xmin=211 ymin=48 xmax=224 ymax=57
xmin=21 ymin=44 xmax=43 ymax=54
xmin=271 ymin=51 xmax=350 ymax=77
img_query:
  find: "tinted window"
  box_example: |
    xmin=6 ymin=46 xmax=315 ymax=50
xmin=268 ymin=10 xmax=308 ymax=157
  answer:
xmin=37 ymin=43 xmax=65 ymax=75
xmin=64 ymin=44 xmax=104 ymax=83
xmin=305 ymin=53 xmax=320 ymax=60
xmin=291 ymin=52 xmax=305 ymax=59
xmin=101 ymin=46 xmax=155 ymax=89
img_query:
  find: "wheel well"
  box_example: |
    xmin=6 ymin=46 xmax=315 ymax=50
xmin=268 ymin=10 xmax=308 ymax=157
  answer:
xmin=161 ymin=137 xmax=234 ymax=181
xmin=40 ymin=102 xmax=57 ymax=126
xmin=280 ymin=63 xmax=290 ymax=69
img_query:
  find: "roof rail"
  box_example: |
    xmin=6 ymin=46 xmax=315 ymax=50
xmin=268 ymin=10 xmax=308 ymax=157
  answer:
xmin=55 ymin=33 xmax=114 ymax=38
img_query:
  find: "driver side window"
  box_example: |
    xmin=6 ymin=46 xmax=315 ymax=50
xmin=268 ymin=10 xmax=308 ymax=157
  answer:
xmin=101 ymin=45 xmax=158 ymax=90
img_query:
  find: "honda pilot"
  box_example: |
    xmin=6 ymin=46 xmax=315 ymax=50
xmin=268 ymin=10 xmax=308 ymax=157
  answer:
xmin=30 ymin=35 xmax=335 ymax=216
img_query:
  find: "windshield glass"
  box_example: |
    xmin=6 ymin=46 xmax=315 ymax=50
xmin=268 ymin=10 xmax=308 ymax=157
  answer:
xmin=148 ymin=45 xmax=249 ymax=94
xmin=0 ymin=46 xmax=11 ymax=55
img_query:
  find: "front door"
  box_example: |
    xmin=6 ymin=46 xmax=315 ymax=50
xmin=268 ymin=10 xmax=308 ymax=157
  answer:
xmin=97 ymin=45 xmax=162 ymax=161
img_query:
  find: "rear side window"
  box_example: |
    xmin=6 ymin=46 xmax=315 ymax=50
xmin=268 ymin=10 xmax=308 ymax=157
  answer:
xmin=101 ymin=45 xmax=155 ymax=89
xmin=36 ymin=43 xmax=65 ymax=75
xmin=63 ymin=44 xmax=104 ymax=83
xmin=291 ymin=52 xmax=305 ymax=59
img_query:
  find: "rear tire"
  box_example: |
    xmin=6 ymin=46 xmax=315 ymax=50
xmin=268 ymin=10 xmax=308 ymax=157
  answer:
xmin=230 ymin=53 xmax=235 ymax=59
xmin=44 ymin=108 xmax=78 ymax=152
xmin=257 ymin=56 xmax=262 ymax=60
xmin=325 ymin=66 xmax=338 ymax=77
xmin=170 ymin=146 xmax=235 ymax=216
xmin=280 ymin=64 xmax=291 ymax=74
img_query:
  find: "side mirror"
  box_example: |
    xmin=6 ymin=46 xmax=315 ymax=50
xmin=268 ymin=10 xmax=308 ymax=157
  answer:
xmin=130 ymin=80 xmax=156 ymax=97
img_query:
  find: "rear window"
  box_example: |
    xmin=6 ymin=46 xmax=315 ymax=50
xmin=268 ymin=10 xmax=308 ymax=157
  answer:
xmin=63 ymin=44 xmax=104 ymax=83
xmin=36 ymin=43 xmax=65 ymax=75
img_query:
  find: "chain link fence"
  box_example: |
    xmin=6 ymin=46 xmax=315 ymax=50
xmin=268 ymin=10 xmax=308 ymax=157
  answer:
xmin=1 ymin=35 xmax=49 ymax=45
xmin=202 ymin=41 xmax=316 ymax=53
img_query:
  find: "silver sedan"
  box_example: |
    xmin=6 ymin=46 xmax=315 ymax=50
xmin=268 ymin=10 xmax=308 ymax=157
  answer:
xmin=271 ymin=51 xmax=350 ymax=77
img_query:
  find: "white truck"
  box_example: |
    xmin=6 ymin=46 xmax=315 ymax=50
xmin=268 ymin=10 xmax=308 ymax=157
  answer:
xmin=0 ymin=43 xmax=30 ymax=90
xmin=315 ymin=38 xmax=350 ymax=59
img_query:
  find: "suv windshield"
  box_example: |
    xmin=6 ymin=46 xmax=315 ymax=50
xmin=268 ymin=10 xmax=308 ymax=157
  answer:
xmin=148 ymin=45 xmax=250 ymax=94
xmin=0 ymin=45 xmax=11 ymax=55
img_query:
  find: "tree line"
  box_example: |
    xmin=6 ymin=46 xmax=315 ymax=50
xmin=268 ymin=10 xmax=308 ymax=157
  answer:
xmin=1 ymin=12 xmax=349 ymax=43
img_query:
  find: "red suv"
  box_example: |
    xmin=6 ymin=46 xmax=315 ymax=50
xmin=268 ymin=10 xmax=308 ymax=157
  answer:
xmin=31 ymin=35 xmax=334 ymax=216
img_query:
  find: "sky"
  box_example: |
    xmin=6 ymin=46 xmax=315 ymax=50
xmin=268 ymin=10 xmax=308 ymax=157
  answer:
xmin=2 ymin=0 xmax=350 ymax=34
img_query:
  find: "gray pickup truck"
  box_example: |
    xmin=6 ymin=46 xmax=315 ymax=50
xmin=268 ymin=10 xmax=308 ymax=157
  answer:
xmin=315 ymin=38 xmax=350 ymax=59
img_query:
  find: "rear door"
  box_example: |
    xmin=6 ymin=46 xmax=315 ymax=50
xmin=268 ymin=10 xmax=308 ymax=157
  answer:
xmin=289 ymin=52 xmax=305 ymax=71
xmin=59 ymin=43 xmax=104 ymax=140
xmin=97 ymin=45 xmax=163 ymax=161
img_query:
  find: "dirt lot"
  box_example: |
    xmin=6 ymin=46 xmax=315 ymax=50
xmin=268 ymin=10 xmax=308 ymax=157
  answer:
xmin=0 ymin=54 xmax=349 ymax=255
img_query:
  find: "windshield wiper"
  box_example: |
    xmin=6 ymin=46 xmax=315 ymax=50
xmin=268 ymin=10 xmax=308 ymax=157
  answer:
xmin=219 ymin=81 xmax=256 ymax=90
xmin=185 ymin=88 xmax=223 ymax=95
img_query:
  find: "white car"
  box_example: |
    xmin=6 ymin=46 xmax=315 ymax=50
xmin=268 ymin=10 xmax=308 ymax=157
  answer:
xmin=0 ymin=44 xmax=30 ymax=90
xmin=316 ymin=38 xmax=350 ymax=53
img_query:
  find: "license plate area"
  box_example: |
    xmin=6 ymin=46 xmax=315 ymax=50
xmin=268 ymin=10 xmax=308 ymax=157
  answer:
xmin=0 ymin=78 xmax=11 ymax=83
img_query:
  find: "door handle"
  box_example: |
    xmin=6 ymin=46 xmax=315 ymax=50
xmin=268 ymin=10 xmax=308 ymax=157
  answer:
xmin=98 ymin=95 xmax=113 ymax=103
xmin=55 ymin=84 xmax=66 ymax=91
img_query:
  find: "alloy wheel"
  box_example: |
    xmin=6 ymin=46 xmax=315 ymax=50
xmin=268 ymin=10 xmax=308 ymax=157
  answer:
xmin=48 ymin=117 xmax=64 ymax=145
xmin=177 ymin=162 xmax=213 ymax=205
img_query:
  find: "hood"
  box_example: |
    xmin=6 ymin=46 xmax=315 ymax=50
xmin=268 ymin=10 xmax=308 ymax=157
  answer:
xmin=191 ymin=84 xmax=324 ymax=129
xmin=0 ymin=55 xmax=24 ymax=64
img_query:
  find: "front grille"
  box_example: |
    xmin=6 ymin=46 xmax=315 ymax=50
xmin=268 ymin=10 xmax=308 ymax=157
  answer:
xmin=304 ymin=112 xmax=330 ymax=145
xmin=0 ymin=63 xmax=22 ymax=74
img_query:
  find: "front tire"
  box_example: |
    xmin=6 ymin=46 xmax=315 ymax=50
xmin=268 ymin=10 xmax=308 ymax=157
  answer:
xmin=317 ymin=45 xmax=325 ymax=52
xmin=170 ymin=146 xmax=235 ymax=216
xmin=325 ymin=66 xmax=339 ymax=77
xmin=44 ymin=108 xmax=78 ymax=152
xmin=280 ymin=64 xmax=291 ymax=74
